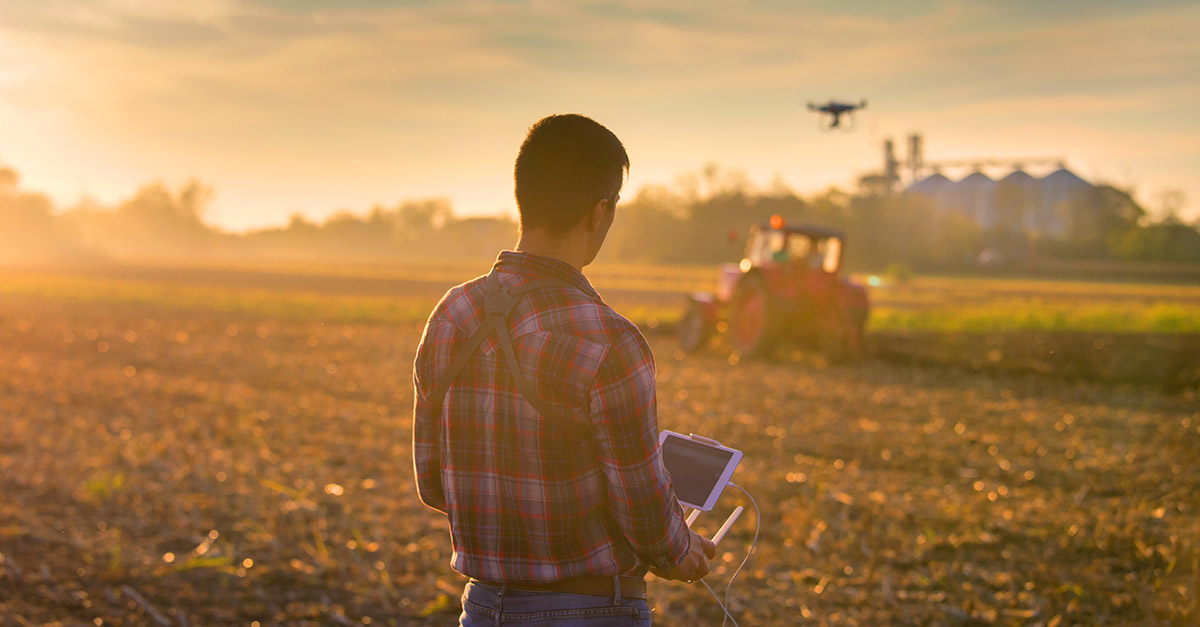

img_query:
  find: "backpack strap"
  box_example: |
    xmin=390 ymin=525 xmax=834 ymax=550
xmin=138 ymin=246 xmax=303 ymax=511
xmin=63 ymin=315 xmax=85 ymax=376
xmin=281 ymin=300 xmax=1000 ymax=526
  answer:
xmin=429 ymin=269 xmax=586 ymax=432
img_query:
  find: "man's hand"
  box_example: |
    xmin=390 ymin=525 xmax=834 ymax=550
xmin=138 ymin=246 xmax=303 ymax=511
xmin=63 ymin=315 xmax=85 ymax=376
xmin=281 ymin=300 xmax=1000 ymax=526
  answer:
xmin=652 ymin=530 xmax=717 ymax=583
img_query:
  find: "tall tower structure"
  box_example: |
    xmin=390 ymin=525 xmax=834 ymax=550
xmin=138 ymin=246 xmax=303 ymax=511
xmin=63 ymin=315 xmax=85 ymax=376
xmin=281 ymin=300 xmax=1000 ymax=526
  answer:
xmin=884 ymin=139 xmax=899 ymax=185
xmin=907 ymin=133 xmax=924 ymax=184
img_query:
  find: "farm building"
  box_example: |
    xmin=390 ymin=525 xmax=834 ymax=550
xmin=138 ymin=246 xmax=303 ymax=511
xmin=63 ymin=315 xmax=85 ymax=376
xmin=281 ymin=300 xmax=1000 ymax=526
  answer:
xmin=904 ymin=164 xmax=1096 ymax=237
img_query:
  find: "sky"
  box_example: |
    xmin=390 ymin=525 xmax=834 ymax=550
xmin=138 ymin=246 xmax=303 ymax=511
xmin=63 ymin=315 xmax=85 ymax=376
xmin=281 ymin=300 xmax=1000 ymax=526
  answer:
xmin=0 ymin=0 xmax=1197 ymax=231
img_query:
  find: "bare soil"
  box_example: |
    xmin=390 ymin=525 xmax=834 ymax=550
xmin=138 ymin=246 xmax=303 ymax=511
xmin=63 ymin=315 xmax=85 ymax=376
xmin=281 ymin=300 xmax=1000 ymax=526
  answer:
xmin=1 ymin=294 xmax=1197 ymax=625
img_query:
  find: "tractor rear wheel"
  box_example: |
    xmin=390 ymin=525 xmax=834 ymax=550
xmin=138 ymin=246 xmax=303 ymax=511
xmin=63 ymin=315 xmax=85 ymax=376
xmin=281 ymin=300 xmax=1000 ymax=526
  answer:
xmin=728 ymin=273 xmax=776 ymax=357
xmin=678 ymin=300 xmax=713 ymax=353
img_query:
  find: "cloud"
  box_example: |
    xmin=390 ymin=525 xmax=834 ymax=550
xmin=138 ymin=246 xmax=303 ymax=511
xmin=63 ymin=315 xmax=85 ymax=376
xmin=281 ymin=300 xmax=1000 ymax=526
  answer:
xmin=9 ymin=0 xmax=1194 ymax=123
xmin=933 ymin=88 xmax=1200 ymax=119
xmin=0 ymin=0 xmax=1196 ymax=226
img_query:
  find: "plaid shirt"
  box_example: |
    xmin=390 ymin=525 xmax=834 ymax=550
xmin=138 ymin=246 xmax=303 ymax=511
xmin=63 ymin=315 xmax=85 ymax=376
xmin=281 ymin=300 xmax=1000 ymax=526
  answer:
xmin=412 ymin=251 xmax=691 ymax=583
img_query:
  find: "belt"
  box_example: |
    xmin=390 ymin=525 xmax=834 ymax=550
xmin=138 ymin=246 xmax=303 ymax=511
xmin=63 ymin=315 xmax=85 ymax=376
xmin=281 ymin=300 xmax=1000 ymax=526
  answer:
xmin=471 ymin=576 xmax=647 ymax=600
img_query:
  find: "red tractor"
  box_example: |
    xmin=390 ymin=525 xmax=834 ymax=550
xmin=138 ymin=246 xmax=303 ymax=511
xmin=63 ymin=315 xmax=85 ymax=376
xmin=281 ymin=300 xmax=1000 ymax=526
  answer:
xmin=678 ymin=216 xmax=870 ymax=358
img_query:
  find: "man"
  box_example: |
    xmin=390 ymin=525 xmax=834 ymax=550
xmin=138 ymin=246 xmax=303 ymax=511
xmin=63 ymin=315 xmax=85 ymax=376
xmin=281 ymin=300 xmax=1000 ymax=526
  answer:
xmin=412 ymin=114 xmax=714 ymax=626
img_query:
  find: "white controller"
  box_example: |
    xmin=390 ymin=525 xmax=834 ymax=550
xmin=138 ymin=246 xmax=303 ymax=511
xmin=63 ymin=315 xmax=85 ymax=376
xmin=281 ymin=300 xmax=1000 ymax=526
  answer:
xmin=712 ymin=506 xmax=743 ymax=545
xmin=685 ymin=506 xmax=744 ymax=545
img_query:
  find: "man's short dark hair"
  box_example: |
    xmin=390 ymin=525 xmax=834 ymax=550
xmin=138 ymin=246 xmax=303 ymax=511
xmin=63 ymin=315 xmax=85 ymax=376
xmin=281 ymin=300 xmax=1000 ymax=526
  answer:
xmin=514 ymin=114 xmax=629 ymax=236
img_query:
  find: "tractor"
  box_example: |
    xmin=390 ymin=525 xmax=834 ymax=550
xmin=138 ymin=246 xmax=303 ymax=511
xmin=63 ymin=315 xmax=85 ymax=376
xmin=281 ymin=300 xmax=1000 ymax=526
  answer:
xmin=678 ymin=216 xmax=870 ymax=359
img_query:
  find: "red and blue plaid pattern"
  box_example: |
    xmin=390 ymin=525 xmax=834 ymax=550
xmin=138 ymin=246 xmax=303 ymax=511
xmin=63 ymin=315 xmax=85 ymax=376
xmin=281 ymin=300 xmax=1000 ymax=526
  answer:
xmin=413 ymin=251 xmax=691 ymax=583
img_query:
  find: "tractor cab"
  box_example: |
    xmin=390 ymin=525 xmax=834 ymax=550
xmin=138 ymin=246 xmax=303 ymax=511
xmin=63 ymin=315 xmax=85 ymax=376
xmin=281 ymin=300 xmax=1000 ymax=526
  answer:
xmin=716 ymin=219 xmax=846 ymax=306
xmin=740 ymin=219 xmax=845 ymax=275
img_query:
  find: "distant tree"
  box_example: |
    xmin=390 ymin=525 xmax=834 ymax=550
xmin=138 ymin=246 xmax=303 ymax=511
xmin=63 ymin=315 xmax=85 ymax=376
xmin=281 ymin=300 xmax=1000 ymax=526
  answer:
xmin=1093 ymin=184 xmax=1146 ymax=241
xmin=1030 ymin=184 xmax=1146 ymax=260
xmin=806 ymin=188 xmax=852 ymax=228
xmin=0 ymin=166 xmax=83 ymax=263
xmin=63 ymin=179 xmax=219 ymax=258
xmin=601 ymin=185 xmax=686 ymax=263
xmin=287 ymin=212 xmax=318 ymax=233
xmin=440 ymin=216 xmax=519 ymax=258
xmin=116 ymin=180 xmax=211 ymax=231
xmin=669 ymin=163 xmax=759 ymax=206
xmin=1152 ymin=188 xmax=1187 ymax=222
xmin=1110 ymin=217 xmax=1200 ymax=263
xmin=4 ymin=158 xmax=1195 ymax=268
xmin=607 ymin=165 xmax=813 ymax=265
xmin=398 ymin=199 xmax=453 ymax=238
xmin=0 ymin=167 xmax=17 ymax=194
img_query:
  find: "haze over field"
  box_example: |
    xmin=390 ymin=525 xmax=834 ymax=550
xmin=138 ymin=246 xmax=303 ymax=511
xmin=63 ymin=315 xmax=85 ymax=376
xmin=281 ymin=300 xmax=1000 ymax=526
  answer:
xmin=2 ymin=5 xmax=1199 ymax=622
xmin=1 ymin=0 xmax=1197 ymax=231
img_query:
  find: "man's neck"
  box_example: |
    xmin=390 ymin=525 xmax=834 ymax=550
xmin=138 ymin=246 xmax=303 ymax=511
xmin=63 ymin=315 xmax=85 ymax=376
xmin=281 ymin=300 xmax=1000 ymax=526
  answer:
xmin=514 ymin=229 xmax=588 ymax=271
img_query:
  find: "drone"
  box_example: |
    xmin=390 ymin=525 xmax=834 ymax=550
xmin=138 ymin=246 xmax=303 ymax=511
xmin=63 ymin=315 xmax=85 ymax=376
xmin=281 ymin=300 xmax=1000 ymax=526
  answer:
xmin=807 ymin=99 xmax=867 ymax=131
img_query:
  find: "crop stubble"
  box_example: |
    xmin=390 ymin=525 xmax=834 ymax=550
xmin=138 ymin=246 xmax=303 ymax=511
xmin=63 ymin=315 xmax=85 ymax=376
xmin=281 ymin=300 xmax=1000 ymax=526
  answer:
xmin=0 ymin=291 xmax=1197 ymax=625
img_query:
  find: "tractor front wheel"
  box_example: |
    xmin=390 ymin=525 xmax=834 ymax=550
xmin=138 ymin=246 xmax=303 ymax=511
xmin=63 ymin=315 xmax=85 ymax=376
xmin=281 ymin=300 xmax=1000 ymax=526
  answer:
xmin=728 ymin=273 xmax=776 ymax=357
xmin=677 ymin=300 xmax=714 ymax=353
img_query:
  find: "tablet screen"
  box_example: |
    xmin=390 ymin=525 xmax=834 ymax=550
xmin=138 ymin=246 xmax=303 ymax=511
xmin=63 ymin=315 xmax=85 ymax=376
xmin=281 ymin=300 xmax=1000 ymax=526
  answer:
xmin=661 ymin=435 xmax=735 ymax=508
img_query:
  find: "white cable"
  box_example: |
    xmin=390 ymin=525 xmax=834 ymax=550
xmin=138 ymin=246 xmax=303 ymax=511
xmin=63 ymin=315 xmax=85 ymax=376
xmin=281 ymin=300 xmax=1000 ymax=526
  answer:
xmin=694 ymin=482 xmax=760 ymax=627
xmin=699 ymin=578 xmax=738 ymax=626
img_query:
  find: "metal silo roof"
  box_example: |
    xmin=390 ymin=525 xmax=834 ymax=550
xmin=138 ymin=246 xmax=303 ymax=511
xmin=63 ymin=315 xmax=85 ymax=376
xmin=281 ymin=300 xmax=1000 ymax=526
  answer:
xmin=945 ymin=171 xmax=997 ymax=226
xmin=1040 ymin=167 xmax=1092 ymax=196
xmin=999 ymin=169 xmax=1037 ymax=188
xmin=906 ymin=172 xmax=953 ymax=196
xmin=1036 ymin=167 xmax=1094 ymax=237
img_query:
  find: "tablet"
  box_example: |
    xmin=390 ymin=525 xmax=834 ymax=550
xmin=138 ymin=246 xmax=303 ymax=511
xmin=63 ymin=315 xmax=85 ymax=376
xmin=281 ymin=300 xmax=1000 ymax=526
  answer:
xmin=658 ymin=430 xmax=742 ymax=511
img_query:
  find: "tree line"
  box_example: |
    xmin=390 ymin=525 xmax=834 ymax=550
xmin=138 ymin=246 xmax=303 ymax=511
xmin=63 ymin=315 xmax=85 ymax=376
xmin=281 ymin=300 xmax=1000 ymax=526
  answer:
xmin=1 ymin=164 xmax=1197 ymax=270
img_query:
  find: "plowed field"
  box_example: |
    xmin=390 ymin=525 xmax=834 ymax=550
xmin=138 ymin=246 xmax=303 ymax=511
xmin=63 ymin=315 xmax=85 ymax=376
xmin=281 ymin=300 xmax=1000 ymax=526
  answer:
xmin=1 ymin=264 xmax=1197 ymax=625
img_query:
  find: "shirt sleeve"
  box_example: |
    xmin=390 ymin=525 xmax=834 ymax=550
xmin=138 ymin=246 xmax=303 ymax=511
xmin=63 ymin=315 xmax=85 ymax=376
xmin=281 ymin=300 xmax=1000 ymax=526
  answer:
xmin=412 ymin=317 xmax=448 ymax=515
xmin=588 ymin=323 xmax=691 ymax=572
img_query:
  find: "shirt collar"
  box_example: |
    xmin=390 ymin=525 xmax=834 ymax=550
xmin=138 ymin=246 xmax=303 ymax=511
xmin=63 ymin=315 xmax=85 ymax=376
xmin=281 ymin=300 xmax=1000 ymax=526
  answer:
xmin=493 ymin=250 xmax=600 ymax=300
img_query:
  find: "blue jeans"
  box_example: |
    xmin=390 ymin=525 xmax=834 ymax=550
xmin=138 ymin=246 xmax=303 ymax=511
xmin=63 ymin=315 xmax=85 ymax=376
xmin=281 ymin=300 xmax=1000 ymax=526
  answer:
xmin=459 ymin=579 xmax=652 ymax=626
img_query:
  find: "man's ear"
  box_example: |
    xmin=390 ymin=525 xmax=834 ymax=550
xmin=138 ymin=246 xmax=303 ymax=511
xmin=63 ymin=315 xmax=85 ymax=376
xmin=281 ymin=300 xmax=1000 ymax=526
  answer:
xmin=588 ymin=198 xmax=609 ymax=230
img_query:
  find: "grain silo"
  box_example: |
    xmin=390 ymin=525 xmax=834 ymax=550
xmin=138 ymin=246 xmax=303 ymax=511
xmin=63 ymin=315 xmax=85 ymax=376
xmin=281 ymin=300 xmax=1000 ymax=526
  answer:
xmin=887 ymin=135 xmax=1095 ymax=238
xmin=904 ymin=172 xmax=954 ymax=213
xmin=944 ymin=171 xmax=997 ymax=228
xmin=1037 ymin=166 xmax=1094 ymax=237
xmin=996 ymin=169 xmax=1039 ymax=232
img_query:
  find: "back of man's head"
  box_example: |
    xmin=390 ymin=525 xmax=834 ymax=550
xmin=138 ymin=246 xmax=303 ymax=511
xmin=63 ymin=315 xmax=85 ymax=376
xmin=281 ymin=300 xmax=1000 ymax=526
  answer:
xmin=514 ymin=114 xmax=629 ymax=237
